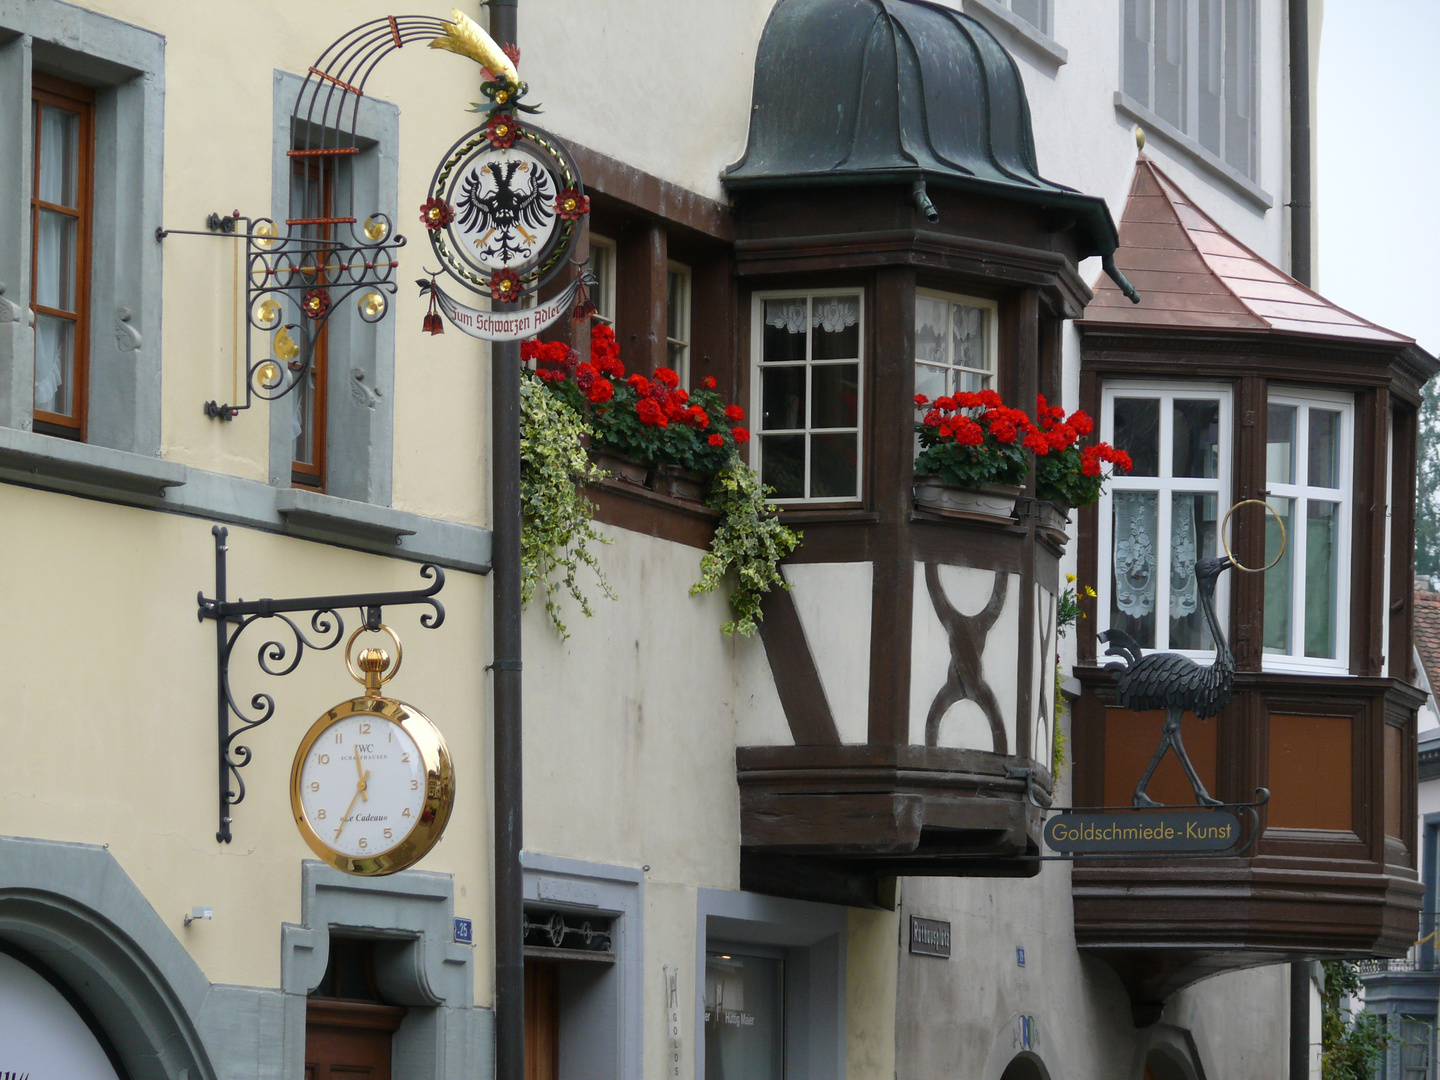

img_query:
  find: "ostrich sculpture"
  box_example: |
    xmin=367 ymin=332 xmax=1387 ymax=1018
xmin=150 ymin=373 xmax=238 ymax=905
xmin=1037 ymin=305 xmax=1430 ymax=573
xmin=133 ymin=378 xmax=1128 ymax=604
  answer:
xmin=1099 ymin=555 xmax=1234 ymax=808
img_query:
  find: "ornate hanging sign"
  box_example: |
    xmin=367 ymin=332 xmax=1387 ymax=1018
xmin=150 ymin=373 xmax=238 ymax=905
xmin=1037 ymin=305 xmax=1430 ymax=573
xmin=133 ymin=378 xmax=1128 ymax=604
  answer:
xmin=416 ymin=11 xmax=590 ymax=339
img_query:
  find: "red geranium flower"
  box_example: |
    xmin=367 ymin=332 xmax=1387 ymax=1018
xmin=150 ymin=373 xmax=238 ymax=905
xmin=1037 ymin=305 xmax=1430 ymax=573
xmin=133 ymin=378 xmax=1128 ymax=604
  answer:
xmin=654 ymin=367 xmax=680 ymax=388
xmin=708 ymin=433 xmax=725 ymax=447
xmin=627 ymin=374 xmax=651 ymax=397
xmin=636 ymin=398 xmax=667 ymax=427
xmin=978 ymin=389 xmax=1003 ymax=408
xmin=490 ymin=268 xmax=523 ymax=302
xmin=1024 ymin=431 xmax=1050 ymax=455
xmin=955 ymin=418 xmax=985 ymax=447
xmin=914 ymin=394 xmax=929 ymax=407
xmin=588 ymin=378 xmax=614 ymax=404
xmin=554 ymin=188 xmax=590 ymax=220
xmin=486 ymin=113 xmax=520 ymax=148
xmin=420 ymin=198 xmax=454 ymax=231
xmin=302 ymin=288 xmax=330 ymax=319
xmin=923 ymin=409 xmax=943 ymax=427
xmin=936 ymin=396 xmax=956 ymax=411
xmin=725 ymin=404 xmax=744 ymax=422
xmin=1069 ymin=410 xmax=1094 ymax=436
xmin=574 ymin=362 xmax=597 ymax=391
xmin=686 ymin=405 xmax=710 ymax=428
xmin=731 ymin=427 xmax=750 ymax=443
xmin=703 ymin=376 xmax=718 ymax=389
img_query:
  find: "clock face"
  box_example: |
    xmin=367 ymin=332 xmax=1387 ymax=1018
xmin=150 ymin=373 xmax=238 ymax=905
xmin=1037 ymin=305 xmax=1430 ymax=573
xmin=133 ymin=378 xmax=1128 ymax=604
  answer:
xmin=297 ymin=714 xmax=426 ymax=859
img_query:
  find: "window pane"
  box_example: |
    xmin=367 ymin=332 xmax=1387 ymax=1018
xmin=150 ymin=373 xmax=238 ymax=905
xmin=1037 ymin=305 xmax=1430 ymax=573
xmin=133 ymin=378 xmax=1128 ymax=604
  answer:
xmin=760 ymin=434 xmax=804 ymax=500
xmin=811 ymin=364 xmax=858 ymax=428
xmin=1172 ymin=399 xmax=1220 ymax=478
xmin=1154 ymin=0 xmax=1186 ymax=129
xmin=33 ymin=313 xmax=75 ymax=416
xmin=705 ymin=953 xmax=784 ymax=1080
xmin=1266 ymin=404 xmax=1296 ymax=485
xmin=810 ymin=434 xmax=858 ymax=498
xmin=1197 ymin=0 xmax=1222 ymax=154
xmin=915 ymin=363 xmax=946 ymax=402
xmin=1308 ymin=409 xmax=1341 ymax=489
xmin=915 ymin=296 xmax=947 ymax=365
xmin=1114 ymin=397 xmax=1160 ymax=477
xmin=761 ymin=367 xmax=806 ymax=431
xmin=1010 ymin=0 xmax=1046 ymax=33
xmin=37 ymin=104 xmax=81 ymax=208
xmin=957 ymin=369 xmax=989 ymax=394
xmin=812 ymin=295 xmax=860 ymax=359
xmin=1113 ymin=491 xmax=1159 ymax=649
xmin=1124 ymin=0 xmax=1152 ymax=107
xmin=1224 ymin=0 xmax=1254 ymax=176
xmin=951 ymin=303 xmax=988 ymax=372
xmin=667 ymin=270 xmax=686 ymax=343
xmin=590 ymin=240 xmax=614 ymax=324
xmin=667 ymin=341 xmax=687 ymax=373
xmin=34 ymin=208 xmax=77 ymax=312
xmin=763 ymin=298 xmax=807 ymax=362
xmin=1304 ymin=501 xmax=1340 ymax=659
xmin=1170 ymin=492 xmax=1219 ymax=649
xmin=294 ymin=371 xmax=316 ymax=466
xmin=1263 ymin=497 xmax=1295 ymax=654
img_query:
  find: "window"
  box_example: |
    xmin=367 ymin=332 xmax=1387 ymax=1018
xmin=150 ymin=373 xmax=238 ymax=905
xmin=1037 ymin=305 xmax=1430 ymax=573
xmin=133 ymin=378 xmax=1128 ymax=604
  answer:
xmin=30 ymin=74 xmax=93 ymax=440
xmin=1098 ymin=383 xmax=1232 ymax=655
xmin=588 ymin=234 xmax=616 ymax=327
xmin=1006 ymin=0 xmax=1051 ymax=35
xmin=704 ymin=947 xmax=784 ymax=1079
xmin=1122 ymin=0 xmax=1256 ymax=178
xmin=915 ymin=290 xmax=996 ymax=400
xmin=754 ymin=290 xmax=863 ymax=503
xmin=666 ymin=261 xmax=690 ymax=383
xmin=289 ymin=153 xmax=339 ymax=489
xmin=1263 ymin=391 xmax=1351 ymax=668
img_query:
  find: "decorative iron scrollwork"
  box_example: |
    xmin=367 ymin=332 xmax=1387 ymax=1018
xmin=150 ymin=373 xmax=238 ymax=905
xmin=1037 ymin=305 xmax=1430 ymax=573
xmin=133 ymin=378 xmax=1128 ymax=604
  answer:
xmin=197 ymin=525 xmax=445 ymax=843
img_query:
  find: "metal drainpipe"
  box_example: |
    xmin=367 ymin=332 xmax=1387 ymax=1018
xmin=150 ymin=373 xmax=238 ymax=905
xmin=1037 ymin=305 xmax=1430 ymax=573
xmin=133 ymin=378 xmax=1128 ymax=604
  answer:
xmin=486 ymin=3 xmax=524 ymax=1080
xmin=1287 ymin=5 xmax=1314 ymax=1074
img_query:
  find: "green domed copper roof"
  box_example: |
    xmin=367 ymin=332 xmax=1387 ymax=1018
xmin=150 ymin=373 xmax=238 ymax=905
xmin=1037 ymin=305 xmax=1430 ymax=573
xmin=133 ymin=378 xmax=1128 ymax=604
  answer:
xmin=724 ymin=0 xmax=1123 ymax=263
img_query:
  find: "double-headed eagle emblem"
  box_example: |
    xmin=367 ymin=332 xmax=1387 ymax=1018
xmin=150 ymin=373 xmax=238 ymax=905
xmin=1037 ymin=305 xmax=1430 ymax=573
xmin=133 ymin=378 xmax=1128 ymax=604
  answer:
xmin=455 ymin=159 xmax=555 ymax=266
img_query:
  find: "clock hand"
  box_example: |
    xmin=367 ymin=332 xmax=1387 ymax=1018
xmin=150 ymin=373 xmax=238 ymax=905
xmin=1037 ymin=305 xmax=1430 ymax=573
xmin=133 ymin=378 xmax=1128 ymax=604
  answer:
xmin=332 ymin=762 xmax=371 ymax=841
xmin=356 ymin=747 xmax=369 ymax=802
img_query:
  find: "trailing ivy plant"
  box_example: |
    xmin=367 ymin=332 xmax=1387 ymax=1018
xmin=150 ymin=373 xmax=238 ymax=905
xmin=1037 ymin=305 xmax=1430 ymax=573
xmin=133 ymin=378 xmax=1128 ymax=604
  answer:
xmin=519 ymin=374 xmax=614 ymax=637
xmin=692 ymin=458 xmax=802 ymax=636
xmin=1321 ymin=961 xmax=1390 ymax=1080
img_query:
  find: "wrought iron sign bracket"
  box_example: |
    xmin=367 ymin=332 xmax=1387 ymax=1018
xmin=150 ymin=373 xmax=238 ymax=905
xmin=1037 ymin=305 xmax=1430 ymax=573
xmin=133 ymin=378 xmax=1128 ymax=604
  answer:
xmin=196 ymin=526 xmax=445 ymax=844
xmin=156 ymin=207 xmax=406 ymax=422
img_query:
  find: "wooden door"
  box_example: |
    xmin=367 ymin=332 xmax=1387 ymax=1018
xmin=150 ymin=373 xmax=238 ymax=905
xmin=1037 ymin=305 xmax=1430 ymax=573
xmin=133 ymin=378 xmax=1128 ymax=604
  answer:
xmin=525 ymin=958 xmax=560 ymax=1080
xmin=305 ymin=1000 xmax=406 ymax=1080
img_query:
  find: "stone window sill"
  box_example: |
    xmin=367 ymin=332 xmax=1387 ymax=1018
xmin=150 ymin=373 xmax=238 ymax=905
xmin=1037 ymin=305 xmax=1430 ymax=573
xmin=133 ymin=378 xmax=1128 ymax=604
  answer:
xmin=1114 ymin=93 xmax=1274 ymax=212
xmin=0 ymin=427 xmax=490 ymax=572
xmin=964 ymin=0 xmax=1067 ymax=67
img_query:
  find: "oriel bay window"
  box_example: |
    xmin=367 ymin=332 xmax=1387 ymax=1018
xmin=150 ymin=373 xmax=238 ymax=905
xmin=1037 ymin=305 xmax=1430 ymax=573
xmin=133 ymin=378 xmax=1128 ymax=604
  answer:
xmin=1263 ymin=391 xmax=1352 ymax=668
xmin=30 ymin=74 xmax=94 ymax=440
xmin=1099 ymin=383 xmax=1231 ymax=655
xmin=754 ymin=290 xmax=863 ymax=503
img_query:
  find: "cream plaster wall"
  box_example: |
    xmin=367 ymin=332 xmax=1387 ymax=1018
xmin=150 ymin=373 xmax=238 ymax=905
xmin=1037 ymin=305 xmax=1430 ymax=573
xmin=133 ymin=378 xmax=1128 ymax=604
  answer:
xmin=785 ymin=562 xmax=873 ymax=745
xmin=0 ymin=483 xmax=492 ymax=995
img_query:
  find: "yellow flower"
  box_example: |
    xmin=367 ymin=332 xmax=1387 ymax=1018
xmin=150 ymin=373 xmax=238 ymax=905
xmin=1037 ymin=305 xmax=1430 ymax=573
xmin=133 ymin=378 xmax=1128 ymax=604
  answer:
xmin=1065 ymin=573 xmax=1076 ymax=583
xmin=1085 ymin=586 xmax=1097 ymax=598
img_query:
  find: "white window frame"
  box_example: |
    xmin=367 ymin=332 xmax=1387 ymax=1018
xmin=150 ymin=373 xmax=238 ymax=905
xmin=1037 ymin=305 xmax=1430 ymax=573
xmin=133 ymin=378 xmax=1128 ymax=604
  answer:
xmin=666 ymin=259 xmax=691 ymax=385
xmin=1098 ymin=380 xmax=1233 ymax=660
xmin=914 ymin=288 xmax=998 ymax=398
xmin=1261 ymin=387 xmax=1353 ymax=674
xmin=588 ymin=233 xmax=617 ymax=328
xmin=751 ymin=288 xmax=865 ymax=505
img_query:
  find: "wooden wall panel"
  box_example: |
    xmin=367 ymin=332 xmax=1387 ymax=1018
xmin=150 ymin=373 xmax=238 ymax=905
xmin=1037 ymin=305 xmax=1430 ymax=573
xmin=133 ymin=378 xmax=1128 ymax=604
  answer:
xmin=1386 ymin=723 xmax=1404 ymax=839
xmin=1102 ymin=707 xmax=1217 ymax=808
xmin=1266 ymin=714 xmax=1352 ymax=831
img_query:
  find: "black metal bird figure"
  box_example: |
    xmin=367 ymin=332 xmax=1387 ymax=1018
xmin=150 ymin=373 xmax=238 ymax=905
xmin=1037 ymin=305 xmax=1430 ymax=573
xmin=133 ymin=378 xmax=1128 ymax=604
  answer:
xmin=455 ymin=161 xmax=552 ymax=264
xmin=1099 ymin=555 xmax=1235 ymax=808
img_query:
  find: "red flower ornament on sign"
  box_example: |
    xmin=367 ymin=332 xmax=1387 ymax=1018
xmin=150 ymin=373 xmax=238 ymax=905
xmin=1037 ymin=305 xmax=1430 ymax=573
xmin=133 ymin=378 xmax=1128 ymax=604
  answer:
xmin=490 ymin=268 xmax=523 ymax=302
xmin=554 ymin=188 xmax=590 ymax=220
xmin=302 ymin=289 xmax=330 ymax=319
xmin=420 ymin=198 xmax=454 ymax=231
xmin=486 ymin=113 xmax=520 ymax=148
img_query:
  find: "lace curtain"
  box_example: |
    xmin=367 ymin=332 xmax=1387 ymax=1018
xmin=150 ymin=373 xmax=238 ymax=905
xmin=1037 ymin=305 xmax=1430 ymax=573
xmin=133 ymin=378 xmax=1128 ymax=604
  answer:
xmin=765 ymin=298 xmax=859 ymax=335
xmin=1114 ymin=492 xmax=1201 ymax=621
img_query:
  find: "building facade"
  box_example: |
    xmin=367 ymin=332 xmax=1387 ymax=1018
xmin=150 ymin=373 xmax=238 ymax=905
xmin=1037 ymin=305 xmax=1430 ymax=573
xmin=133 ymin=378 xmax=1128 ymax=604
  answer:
xmin=0 ymin=2 xmax=1433 ymax=1080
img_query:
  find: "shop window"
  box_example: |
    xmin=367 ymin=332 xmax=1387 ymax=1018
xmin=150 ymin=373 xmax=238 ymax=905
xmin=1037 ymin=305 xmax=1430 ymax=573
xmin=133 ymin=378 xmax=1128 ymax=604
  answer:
xmin=753 ymin=290 xmax=864 ymax=503
xmin=1262 ymin=391 xmax=1352 ymax=669
xmin=704 ymin=947 xmax=785 ymax=1079
xmin=30 ymin=74 xmax=93 ymax=441
xmin=1121 ymin=0 xmax=1256 ymax=179
xmin=1098 ymin=382 xmax=1232 ymax=655
xmin=589 ymin=234 xmax=616 ymax=327
xmin=666 ymin=261 xmax=691 ymax=383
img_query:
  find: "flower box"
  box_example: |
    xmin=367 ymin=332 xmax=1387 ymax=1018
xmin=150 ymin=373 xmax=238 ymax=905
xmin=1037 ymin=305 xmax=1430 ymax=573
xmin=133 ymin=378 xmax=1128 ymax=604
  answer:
xmin=914 ymin=479 xmax=1021 ymax=520
xmin=589 ymin=446 xmax=649 ymax=487
xmin=653 ymin=464 xmax=706 ymax=502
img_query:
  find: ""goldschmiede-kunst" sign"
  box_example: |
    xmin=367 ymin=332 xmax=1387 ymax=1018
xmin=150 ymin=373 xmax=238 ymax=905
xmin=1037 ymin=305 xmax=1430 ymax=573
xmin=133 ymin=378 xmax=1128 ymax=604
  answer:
xmin=1043 ymin=810 xmax=1241 ymax=854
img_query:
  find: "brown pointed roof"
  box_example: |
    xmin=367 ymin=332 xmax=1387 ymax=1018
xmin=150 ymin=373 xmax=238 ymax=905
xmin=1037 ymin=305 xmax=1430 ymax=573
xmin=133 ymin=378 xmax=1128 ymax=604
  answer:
xmin=1083 ymin=157 xmax=1412 ymax=345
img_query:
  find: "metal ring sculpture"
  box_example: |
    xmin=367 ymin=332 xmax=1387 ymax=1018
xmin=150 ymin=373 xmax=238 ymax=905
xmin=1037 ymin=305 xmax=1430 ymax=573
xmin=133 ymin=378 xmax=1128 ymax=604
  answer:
xmin=1221 ymin=498 xmax=1288 ymax=573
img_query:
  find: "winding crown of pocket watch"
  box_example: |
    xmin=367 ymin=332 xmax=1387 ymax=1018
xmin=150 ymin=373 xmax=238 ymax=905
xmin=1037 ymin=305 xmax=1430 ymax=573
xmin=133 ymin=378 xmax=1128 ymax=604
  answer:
xmin=290 ymin=626 xmax=454 ymax=876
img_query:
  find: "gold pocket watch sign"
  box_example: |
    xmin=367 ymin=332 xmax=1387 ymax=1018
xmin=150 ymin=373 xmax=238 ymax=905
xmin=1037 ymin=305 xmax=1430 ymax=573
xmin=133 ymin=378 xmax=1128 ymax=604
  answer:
xmin=291 ymin=626 xmax=454 ymax=876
